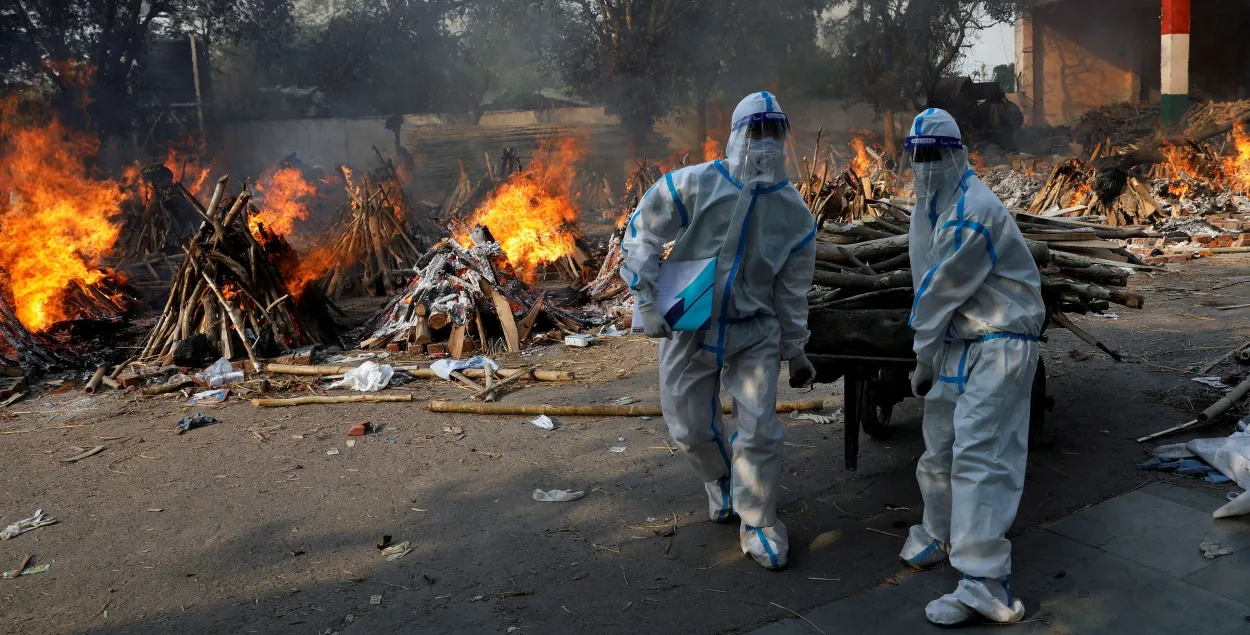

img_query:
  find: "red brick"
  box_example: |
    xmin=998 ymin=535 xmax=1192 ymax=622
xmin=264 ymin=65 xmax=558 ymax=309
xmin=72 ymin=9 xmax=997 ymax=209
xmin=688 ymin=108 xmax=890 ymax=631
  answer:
xmin=1211 ymin=220 xmax=1244 ymax=231
xmin=426 ymin=343 xmax=449 ymax=358
xmin=1127 ymin=237 xmax=1152 ymax=246
xmin=408 ymin=344 xmax=425 ymax=355
xmin=1165 ymin=253 xmax=1194 ymax=263
xmin=1234 ymin=238 xmax=1250 ymax=248
xmin=385 ymin=341 xmax=406 ymax=353
xmin=1193 ymin=234 xmax=1214 ymax=245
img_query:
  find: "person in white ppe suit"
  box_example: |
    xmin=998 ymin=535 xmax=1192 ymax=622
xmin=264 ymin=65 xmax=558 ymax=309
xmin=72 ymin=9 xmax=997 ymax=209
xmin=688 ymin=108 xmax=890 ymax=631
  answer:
xmin=620 ymin=92 xmax=817 ymax=571
xmin=898 ymin=108 xmax=1045 ymax=625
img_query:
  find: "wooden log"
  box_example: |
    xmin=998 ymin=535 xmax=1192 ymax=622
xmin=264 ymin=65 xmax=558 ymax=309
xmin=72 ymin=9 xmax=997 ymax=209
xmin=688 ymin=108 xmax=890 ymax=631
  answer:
xmin=448 ymin=323 xmax=467 ymax=359
xmin=83 ymin=366 xmax=107 ymax=394
xmin=516 ymin=295 xmax=545 ymax=341
xmin=822 ymin=222 xmax=894 ymax=241
xmin=427 ymin=399 xmax=827 ymax=416
xmin=815 ymin=234 xmax=909 ymax=264
xmin=100 ymin=376 xmax=121 ymax=390
xmin=485 ymin=283 xmax=520 ymax=353
xmin=252 ymin=395 xmax=415 ymax=407
xmin=427 ymin=312 xmax=450 ymax=330
xmin=1043 ymin=279 xmax=1144 ymax=309
xmin=1058 ymin=265 xmax=1129 ymax=287
xmin=812 ymin=269 xmax=912 ymax=291
xmin=139 ymin=378 xmax=196 ymax=396
xmin=264 ymin=364 xmax=574 ymax=381
xmin=477 ymin=365 xmax=537 ymax=402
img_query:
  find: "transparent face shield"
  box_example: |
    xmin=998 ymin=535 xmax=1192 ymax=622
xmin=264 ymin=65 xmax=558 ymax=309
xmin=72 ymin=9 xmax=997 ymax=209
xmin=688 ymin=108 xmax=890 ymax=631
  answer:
xmin=903 ymin=134 xmax=964 ymax=201
xmin=728 ymin=111 xmax=798 ymax=185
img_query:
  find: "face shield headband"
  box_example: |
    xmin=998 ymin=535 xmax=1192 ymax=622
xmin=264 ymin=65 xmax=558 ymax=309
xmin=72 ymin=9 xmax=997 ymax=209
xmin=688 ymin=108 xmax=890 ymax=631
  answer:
xmin=904 ymin=135 xmax=963 ymax=164
xmin=732 ymin=111 xmax=791 ymax=141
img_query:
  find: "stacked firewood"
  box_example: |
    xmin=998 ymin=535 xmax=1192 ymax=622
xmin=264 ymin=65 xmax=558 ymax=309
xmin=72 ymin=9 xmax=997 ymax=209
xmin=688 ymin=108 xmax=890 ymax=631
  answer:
xmin=799 ymin=132 xmax=902 ymax=227
xmin=317 ymin=167 xmax=426 ymax=299
xmin=438 ymin=149 xmax=521 ymax=223
xmin=138 ymin=176 xmax=334 ymax=370
xmin=806 ymin=194 xmax=1146 ymax=361
xmin=1026 ymin=156 xmax=1164 ymax=227
xmin=0 ymin=289 xmax=62 ymax=368
xmin=360 ymin=229 xmax=603 ymax=357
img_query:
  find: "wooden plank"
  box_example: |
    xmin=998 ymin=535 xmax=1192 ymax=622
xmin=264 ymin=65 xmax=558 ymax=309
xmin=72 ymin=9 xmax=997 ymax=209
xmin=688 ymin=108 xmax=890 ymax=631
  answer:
xmin=516 ymin=295 xmax=545 ymax=342
xmin=1047 ymin=240 xmax=1124 ymax=249
xmin=485 ymin=283 xmax=521 ymax=353
xmin=448 ymin=323 xmax=467 ymax=359
xmin=1056 ymin=247 xmax=1129 ymax=262
xmin=1022 ymin=231 xmax=1099 ymax=242
xmin=0 ymin=375 xmax=27 ymax=400
xmin=1040 ymin=204 xmax=1089 ymax=218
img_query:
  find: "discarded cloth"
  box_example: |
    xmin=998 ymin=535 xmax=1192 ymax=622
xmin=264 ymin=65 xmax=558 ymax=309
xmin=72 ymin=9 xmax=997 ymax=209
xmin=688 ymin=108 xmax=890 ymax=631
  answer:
xmin=328 ymin=361 xmax=394 ymax=391
xmin=533 ymin=489 xmax=584 ymax=502
xmin=177 ymin=412 xmax=218 ymax=433
xmin=430 ymin=356 xmax=498 ymax=380
xmin=1186 ymin=436 xmax=1250 ymax=517
xmin=0 ymin=509 xmax=58 ymax=540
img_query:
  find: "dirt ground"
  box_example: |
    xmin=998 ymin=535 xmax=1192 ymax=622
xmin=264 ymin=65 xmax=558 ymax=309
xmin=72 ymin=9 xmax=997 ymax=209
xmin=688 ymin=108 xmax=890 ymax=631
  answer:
xmin=3 ymin=256 xmax=1250 ymax=635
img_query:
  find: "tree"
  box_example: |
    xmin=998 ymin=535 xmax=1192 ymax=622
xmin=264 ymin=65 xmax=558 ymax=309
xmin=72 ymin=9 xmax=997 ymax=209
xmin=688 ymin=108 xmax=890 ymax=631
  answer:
xmin=823 ymin=0 xmax=1020 ymax=156
xmin=0 ymin=0 xmax=296 ymax=135
xmin=544 ymin=0 xmax=704 ymax=161
xmin=302 ymin=0 xmax=465 ymax=116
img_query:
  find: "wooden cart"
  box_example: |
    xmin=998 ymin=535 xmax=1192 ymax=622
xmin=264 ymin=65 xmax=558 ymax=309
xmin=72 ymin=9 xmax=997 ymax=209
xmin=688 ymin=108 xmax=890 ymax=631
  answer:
xmin=806 ymin=308 xmax=1055 ymax=470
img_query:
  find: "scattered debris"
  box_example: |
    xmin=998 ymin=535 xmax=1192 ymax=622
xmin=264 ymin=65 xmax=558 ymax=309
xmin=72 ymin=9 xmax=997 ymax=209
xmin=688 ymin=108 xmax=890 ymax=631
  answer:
xmin=530 ymin=415 xmax=557 ymax=431
xmin=197 ymin=358 xmax=244 ymax=388
xmin=533 ymin=489 xmax=585 ymax=502
xmin=0 ymin=509 xmax=57 ymax=540
xmin=60 ymin=445 xmax=105 ymax=463
xmin=609 ymin=447 xmax=626 ymax=453
xmin=1200 ymin=539 xmax=1234 ymax=559
xmin=348 ymin=421 xmax=371 ymax=437
xmin=370 ymin=594 xmax=383 ymax=605
xmin=2 ymin=563 xmax=49 ymax=578
xmin=187 ymin=389 xmax=229 ymax=405
xmin=176 ymin=412 xmax=218 ymax=434
xmin=328 ymin=361 xmax=394 ymax=392
xmin=382 ymin=541 xmax=412 ymax=561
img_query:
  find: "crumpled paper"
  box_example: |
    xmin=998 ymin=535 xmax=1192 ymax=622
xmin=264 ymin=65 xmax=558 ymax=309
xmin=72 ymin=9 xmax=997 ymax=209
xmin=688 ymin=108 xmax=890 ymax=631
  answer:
xmin=328 ymin=361 xmax=394 ymax=392
xmin=1 ymin=509 xmax=57 ymax=540
xmin=533 ymin=489 xmax=585 ymax=502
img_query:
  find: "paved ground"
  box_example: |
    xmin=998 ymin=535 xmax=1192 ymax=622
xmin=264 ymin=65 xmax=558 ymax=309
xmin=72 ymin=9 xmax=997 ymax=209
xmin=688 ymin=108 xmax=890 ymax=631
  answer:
xmin=751 ymin=482 xmax=1250 ymax=635
xmin=2 ymin=256 xmax=1250 ymax=634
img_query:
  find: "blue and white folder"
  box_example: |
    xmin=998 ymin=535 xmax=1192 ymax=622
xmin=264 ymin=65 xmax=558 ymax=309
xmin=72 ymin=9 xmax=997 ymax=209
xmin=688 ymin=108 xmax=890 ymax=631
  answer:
xmin=631 ymin=257 xmax=716 ymax=332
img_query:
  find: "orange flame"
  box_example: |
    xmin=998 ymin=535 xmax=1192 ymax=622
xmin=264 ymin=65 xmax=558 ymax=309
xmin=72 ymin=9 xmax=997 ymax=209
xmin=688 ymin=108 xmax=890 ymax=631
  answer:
xmin=1224 ymin=126 xmax=1250 ymax=195
xmin=850 ymin=137 xmax=872 ymax=177
xmin=702 ymin=136 xmax=723 ymax=162
xmin=287 ymin=244 xmax=337 ymax=300
xmin=0 ymin=97 xmax=129 ymax=331
xmin=968 ymin=151 xmax=986 ymax=171
xmin=1161 ymin=144 xmax=1199 ymax=200
xmin=163 ymin=143 xmax=211 ymax=198
xmin=465 ymin=137 xmax=584 ymax=283
xmin=1067 ymin=180 xmax=1093 ymax=207
xmin=251 ymin=166 xmax=316 ymax=237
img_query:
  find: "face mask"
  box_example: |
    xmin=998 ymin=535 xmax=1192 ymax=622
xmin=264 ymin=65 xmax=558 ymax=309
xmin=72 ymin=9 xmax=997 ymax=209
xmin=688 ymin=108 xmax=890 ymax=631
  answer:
xmin=748 ymin=138 xmax=783 ymax=173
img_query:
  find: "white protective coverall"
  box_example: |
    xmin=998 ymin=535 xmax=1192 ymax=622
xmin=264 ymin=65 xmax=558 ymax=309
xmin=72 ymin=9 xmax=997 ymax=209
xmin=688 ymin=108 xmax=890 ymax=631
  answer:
xmin=899 ymin=108 xmax=1045 ymax=624
xmin=620 ymin=92 xmax=817 ymax=570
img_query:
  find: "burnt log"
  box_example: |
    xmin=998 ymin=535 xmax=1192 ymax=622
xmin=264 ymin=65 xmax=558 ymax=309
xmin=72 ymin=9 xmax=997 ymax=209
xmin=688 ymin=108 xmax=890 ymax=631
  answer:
xmin=812 ymin=269 xmax=912 ymax=291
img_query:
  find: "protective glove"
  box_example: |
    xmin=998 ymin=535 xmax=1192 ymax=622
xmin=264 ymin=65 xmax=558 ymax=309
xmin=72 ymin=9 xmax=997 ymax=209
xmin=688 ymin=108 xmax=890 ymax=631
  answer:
xmin=787 ymin=353 xmax=815 ymax=388
xmin=637 ymin=305 xmax=673 ymax=339
xmin=911 ymin=360 xmax=934 ymax=398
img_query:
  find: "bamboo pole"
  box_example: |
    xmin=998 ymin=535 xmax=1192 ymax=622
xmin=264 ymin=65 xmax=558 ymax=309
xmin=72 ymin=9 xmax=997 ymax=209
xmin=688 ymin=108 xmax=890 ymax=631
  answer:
xmin=252 ymin=395 xmax=415 ymax=407
xmin=426 ymin=399 xmax=828 ymax=417
xmin=83 ymin=366 xmax=107 ymax=394
xmin=1197 ymin=375 xmax=1250 ymax=423
xmin=263 ymin=364 xmax=574 ymax=381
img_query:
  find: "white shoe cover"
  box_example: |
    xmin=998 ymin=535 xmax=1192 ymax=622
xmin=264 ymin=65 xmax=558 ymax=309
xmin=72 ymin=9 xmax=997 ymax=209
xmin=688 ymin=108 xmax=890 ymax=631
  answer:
xmin=925 ymin=578 xmax=1025 ymax=626
xmin=740 ymin=521 xmax=788 ymax=570
xmin=705 ymin=477 xmax=736 ymax=523
xmin=899 ymin=525 xmax=948 ymax=569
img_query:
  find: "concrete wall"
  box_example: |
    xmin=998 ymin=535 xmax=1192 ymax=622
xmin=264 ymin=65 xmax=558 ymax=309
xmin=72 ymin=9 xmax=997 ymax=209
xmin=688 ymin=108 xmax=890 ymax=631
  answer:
xmin=215 ymin=98 xmax=899 ymax=202
xmin=1017 ymin=0 xmax=1250 ymax=126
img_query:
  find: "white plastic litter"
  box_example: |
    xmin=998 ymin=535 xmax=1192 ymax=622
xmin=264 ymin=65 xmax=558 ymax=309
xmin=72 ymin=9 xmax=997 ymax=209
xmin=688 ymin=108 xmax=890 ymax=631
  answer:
xmin=609 ymin=446 xmax=627 ymax=453
xmin=533 ymin=489 xmax=585 ymax=502
xmin=1185 ymin=436 xmax=1250 ymax=517
xmin=382 ymin=541 xmax=412 ymax=561
xmin=1090 ymin=313 xmax=1120 ymax=320
xmin=0 ymin=509 xmax=57 ymax=540
xmin=531 ymin=415 xmax=557 ymax=430
xmin=789 ymin=409 xmax=845 ymax=425
xmin=430 ymin=356 xmax=498 ymax=380
xmin=1200 ymin=539 xmax=1234 ymax=559
xmin=328 ymin=361 xmax=393 ymax=392
xmin=1152 ymin=443 xmax=1196 ymax=459
xmin=1192 ymin=376 xmax=1233 ymax=391
xmin=197 ymin=357 xmax=244 ymax=388
xmin=598 ymin=325 xmax=628 ymax=337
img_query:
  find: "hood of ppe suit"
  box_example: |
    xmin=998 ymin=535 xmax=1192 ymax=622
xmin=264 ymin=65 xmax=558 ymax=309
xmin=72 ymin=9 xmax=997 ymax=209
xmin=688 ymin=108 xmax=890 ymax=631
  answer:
xmin=724 ymin=91 xmax=789 ymax=184
xmin=909 ymin=109 xmax=970 ymax=216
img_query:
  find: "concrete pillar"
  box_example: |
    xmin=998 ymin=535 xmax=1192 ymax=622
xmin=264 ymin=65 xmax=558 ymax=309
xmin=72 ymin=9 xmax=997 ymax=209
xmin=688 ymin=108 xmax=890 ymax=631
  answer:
xmin=1161 ymin=0 xmax=1190 ymax=125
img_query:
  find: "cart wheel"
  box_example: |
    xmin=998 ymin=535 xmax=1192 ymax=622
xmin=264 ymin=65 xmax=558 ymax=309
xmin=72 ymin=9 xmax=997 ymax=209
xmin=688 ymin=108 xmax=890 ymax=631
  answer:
xmin=1029 ymin=357 xmax=1056 ymax=451
xmin=856 ymin=375 xmax=894 ymax=440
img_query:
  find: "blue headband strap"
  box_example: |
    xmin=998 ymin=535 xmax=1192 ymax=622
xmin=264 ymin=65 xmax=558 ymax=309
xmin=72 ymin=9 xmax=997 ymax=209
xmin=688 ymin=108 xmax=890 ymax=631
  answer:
xmin=904 ymin=135 xmax=963 ymax=149
xmin=732 ymin=111 xmax=789 ymax=132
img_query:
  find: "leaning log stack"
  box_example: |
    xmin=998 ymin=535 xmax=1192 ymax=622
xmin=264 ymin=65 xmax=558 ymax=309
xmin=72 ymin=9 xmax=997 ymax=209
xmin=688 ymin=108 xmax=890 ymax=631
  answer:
xmin=805 ymin=193 xmax=1147 ymax=359
xmin=317 ymin=168 xmax=426 ymax=299
xmin=138 ymin=176 xmax=333 ymax=370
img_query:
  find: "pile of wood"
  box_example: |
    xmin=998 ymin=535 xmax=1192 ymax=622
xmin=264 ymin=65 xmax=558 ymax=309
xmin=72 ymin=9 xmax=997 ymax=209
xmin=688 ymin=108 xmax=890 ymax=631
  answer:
xmin=437 ymin=149 xmax=521 ymax=224
xmin=115 ymin=164 xmax=202 ymax=262
xmin=1026 ymin=156 xmax=1164 ymax=227
xmin=315 ymin=167 xmax=427 ymax=299
xmin=799 ymin=132 xmax=902 ymax=227
xmin=806 ymin=200 xmax=1147 ymax=360
xmin=581 ymin=228 xmax=628 ymax=303
xmin=138 ymin=175 xmax=335 ymax=369
xmin=360 ymin=230 xmax=602 ymax=357
xmin=0 ymin=290 xmax=62 ymax=368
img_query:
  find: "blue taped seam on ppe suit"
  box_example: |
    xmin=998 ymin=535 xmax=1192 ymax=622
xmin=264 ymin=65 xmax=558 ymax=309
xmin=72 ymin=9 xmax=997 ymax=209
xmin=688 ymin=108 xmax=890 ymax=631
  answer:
xmin=619 ymin=92 xmax=815 ymax=570
xmin=902 ymin=109 xmax=1045 ymax=600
